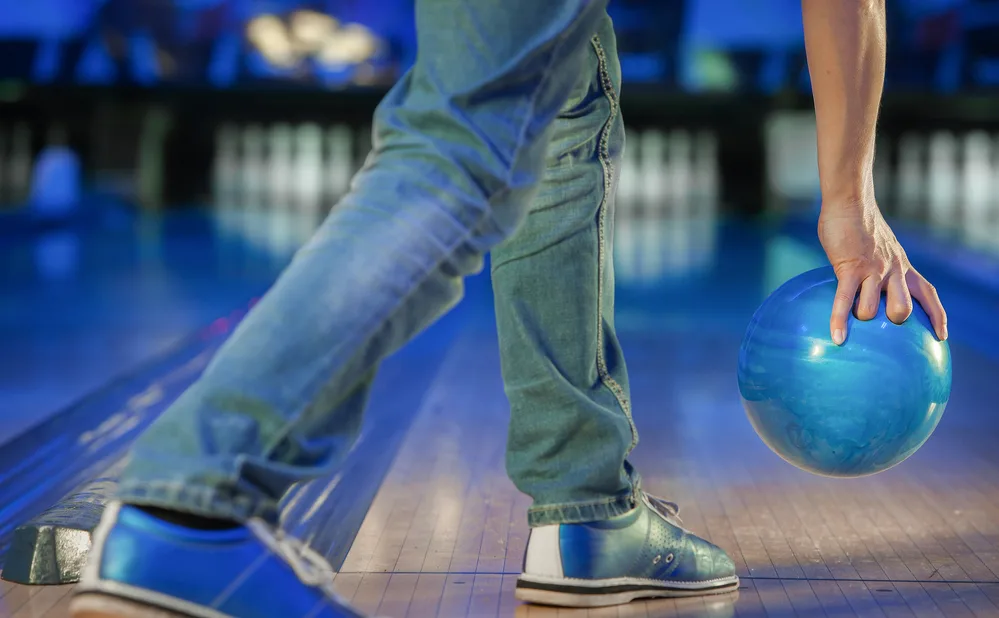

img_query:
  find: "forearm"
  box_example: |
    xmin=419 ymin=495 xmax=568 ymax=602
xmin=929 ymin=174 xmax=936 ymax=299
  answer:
xmin=802 ymin=0 xmax=887 ymax=207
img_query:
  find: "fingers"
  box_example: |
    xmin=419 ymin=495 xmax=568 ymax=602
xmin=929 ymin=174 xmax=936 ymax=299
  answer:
xmin=831 ymin=261 xmax=912 ymax=346
xmin=830 ymin=270 xmax=862 ymax=345
xmin=854 ymin=276 xmax=883 ymax=321
xmin=884 ymin=271 xmax=913 ymax=325
xmin=906 ymin=269 xmax=948 ymax=341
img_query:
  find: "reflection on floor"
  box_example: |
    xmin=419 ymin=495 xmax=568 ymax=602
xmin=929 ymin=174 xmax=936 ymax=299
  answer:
xmin=2 ymin=202 xmax=999 ymax=617
xmin=0 ymin=210 xmax=294 ymax=445
xmin=333 ymin=223 xmax=999 ymax=617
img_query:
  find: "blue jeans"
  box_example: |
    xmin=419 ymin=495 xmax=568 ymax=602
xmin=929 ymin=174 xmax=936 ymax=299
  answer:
xmin=118 ymin=0 xmax=640 ymax=529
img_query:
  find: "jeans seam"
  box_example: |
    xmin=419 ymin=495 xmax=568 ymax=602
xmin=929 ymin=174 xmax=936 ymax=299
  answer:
xmin=590 ymin=34 xmax=637 ymax=456
xmin=246 ymin=20 xmax=590 ymax=477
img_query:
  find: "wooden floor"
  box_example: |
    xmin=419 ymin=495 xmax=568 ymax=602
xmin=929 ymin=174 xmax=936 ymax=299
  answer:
xmin=329 ymin=313 xmax=999 ymax=618
xmin=0 ymin=580 xmax=74 ymax=617
xmin=4 ymin=227 xmax=999 ymax=617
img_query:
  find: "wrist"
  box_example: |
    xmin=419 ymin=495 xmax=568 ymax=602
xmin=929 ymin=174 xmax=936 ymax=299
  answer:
xmin=816 ymin=147 xmax=877 ymax=209
xmin=819 ymin=179 xmax=876 ymax=212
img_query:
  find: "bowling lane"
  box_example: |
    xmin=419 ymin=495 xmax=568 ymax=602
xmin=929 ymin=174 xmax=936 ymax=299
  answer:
xmin=332 ymin=215 xmax=999 ymax=617
xmin=0 ymin=205 xmax=307 ymax=445
xmin=0 ymin=199 xmax=477 ymax=617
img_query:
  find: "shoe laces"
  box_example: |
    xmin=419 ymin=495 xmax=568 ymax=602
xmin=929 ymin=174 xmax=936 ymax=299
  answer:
xmin=246 ymin=519 xmax=345 ymax=602
xmin=643 ymin=493 xmax=684 ymax=527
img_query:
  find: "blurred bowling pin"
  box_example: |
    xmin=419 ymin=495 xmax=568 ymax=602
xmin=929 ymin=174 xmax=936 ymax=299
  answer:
xmin=927 ymin=131 xmax=959 ymax=229
xmin=325 ymin=124 xmax=354 ymax=202
xmin=667 ymin=130 xmax=692 ymax=215
xmin=692 ymin=131 xmax=719 ymax=210
xmin=764 ymin=112 xmax=819 ymax=206
xmin=213 ymin=124 xmax=241 ymax=207
xmin=962 ymin=132 xmax=993 ymax=248
xmin=242 ymin=125 xmax=266 ymax=209
xmin=29 ymin=144 xmax=81 ymax=222
xmin=616 ymin=127 xmax=640 ymax=210
xmin=268 ymin=124 xmax=294 ymax=209
xmin=993 ymin=133 xmax=999 ymax=249
xmin=8 ymin=123 xmax=33 ymax=204
xmin=613 ymin=127 xmax=641 ymax=282
xmin=293 ymin=123 xmax=323 ymax=213
xmin=896 ymin=132 xmax=925 ymax=219
xmin=639 ymin=129 xmax=666 ymax=205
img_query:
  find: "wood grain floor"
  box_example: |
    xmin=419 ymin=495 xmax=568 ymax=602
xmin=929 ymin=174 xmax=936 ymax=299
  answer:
xmin=330 ymin=319 xmax=999 ymax=618
xmin=6 ymin=236 xmax=999 ymax=618
xmin=11 ymin=324 xmax=998 ymax=617
xmin=0 ymin=579 xmax=74 ymax=618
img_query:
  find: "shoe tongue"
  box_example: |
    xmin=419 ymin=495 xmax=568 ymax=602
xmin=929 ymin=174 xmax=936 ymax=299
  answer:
xmin=644 ymin=494 xmax=684 ymax=527
xmin=602 ymin=504 xmax=643 ymax=526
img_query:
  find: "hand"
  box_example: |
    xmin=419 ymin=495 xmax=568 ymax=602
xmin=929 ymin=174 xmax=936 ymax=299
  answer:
xmin=817 ymin=200 xmax=948 ymax=345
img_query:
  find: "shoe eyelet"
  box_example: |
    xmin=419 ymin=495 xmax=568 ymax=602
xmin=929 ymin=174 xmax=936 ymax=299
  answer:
xmin=653 ymin=554 xmax=661 ymax=565
xmin=665 ymin=553 xmax=674 ymax=563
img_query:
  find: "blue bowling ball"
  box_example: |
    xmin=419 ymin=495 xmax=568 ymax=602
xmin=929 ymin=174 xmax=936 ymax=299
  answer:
xmin=737 ymin=266 xmax=951 ymax=477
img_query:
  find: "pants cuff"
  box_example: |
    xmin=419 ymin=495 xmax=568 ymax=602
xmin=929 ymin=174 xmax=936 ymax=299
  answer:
xmin=116 ymin=481 xmax=280 ymax=524
xmin=526 ymin=491 xmax=641 ymax=527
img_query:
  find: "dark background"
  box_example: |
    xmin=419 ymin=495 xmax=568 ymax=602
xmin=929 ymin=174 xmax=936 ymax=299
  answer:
xmin=0 ymin=0 xmax=998 ymax=216
xmin=0 ymin=0 xmax=996 ymax=92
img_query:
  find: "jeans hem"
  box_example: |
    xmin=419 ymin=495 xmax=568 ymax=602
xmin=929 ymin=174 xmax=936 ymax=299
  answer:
xmin=526 ymin=463 xmax=642 ymax=527
xmin=526 ymin=493 xmax=639 ymax=527
xmin=116 ymin=481 xmax=279 ymax=524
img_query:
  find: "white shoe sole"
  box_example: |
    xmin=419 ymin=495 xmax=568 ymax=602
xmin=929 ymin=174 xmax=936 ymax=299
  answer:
xmin=514 ymin=573 xmax=740 ymax=608
xmin=70 ymin=591 xmax=387 ymax=618
xmin=70 ymin=593 xmax=193 ymax=618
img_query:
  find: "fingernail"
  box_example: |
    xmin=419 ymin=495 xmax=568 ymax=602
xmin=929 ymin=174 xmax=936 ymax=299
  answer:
xmin=941 ymin=326 xmax=948 ymax=341
xmin=833 ymin=329 xmax=845 ymax=345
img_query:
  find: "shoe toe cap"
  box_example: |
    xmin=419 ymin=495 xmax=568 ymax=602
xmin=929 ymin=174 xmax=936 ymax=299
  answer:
xmin=680 ymin=535 xmax=737 ymax=581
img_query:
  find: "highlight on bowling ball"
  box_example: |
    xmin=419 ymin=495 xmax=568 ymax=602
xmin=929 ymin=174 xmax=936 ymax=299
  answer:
xmin=737 ymin=266 xmax=952 ymax=478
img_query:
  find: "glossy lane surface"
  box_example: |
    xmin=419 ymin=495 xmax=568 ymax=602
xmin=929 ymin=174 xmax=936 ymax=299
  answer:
xmin=0 ymin=207 xmax=305 ymax=445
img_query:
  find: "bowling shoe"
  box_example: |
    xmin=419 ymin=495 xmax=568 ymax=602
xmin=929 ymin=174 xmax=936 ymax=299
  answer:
xmin=70 ymin=502 xmax=375 ymax=618
xmin=516 ymin=492 xmax=739 ymax=607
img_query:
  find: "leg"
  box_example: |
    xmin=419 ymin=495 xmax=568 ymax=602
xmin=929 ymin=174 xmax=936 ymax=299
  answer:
xmin=493 ymin=16 xmax=637 ymax=527
xmin=494 ymin=17 xmax=740 ymax=608
xmin=72 ymin=2 xmax=612 ymax=617
xmin=115 ymin=0 xmax=612 ymax=524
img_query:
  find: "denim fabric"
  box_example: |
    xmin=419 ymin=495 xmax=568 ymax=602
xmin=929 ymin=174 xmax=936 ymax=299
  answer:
xmin=117 ymin=0 xmax=639 ymax=528
xmin=491 ymin=20 xmax=640 ymax=526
